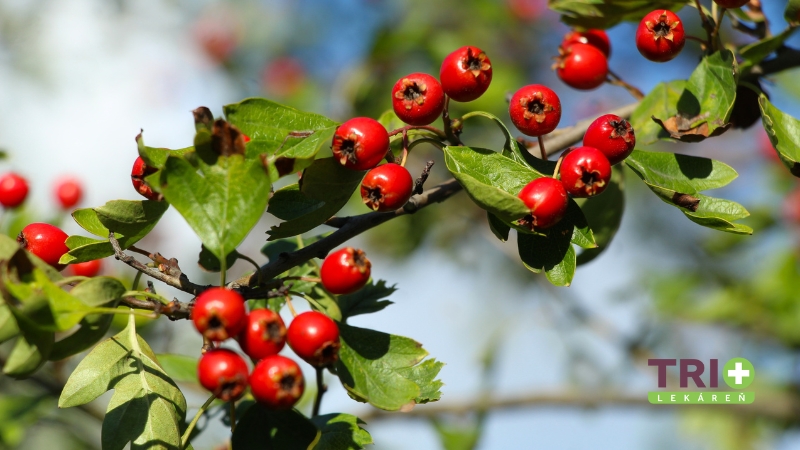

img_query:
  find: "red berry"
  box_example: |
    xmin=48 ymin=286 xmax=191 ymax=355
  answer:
xmin=0 ymin=173 xmax=29 ymax=209
xmin=131 ymin=157 xmax=162 ymax=201
xmin=287 ymin=311 xmax=341 ymax=367
xmin=242 ymin=134 xmax=251 ymax=143
xmin=391 ymin=73 xmax=445 ymax=126
xmin=562 ymin=29 xmax=611 ymax=57
xmin=249 ymin=355 xmax=305 ymax=410
xmin=69 ymin=259 xmax=103 ymax=277
xmin=439 ymin=46 xmax=493 ymax=102
xmin=713 ymin=0 xmax=748 ymax=8
xmin=636 ymin=10 xmax=685 ymax=62
xmin=554 ymin=43 xmax=608 ymax=91
xmin=54 ymin=177 xmax=83 ymax=210
xmin=320 ymin=247 xmax=371 ymax=295
xmin=582 ymin=114 xmax=636 ymax=165
xmin=558 ymin=147 xmax=612 ymax=198
xmin=17 ymin=223 xmax=69 ymax=270
xmin=191 ymin=287 xmax=247 ymax=342
xmin=509 ymin=85 xmax=562 ymax=137
xmin=197 ymin=348 xmax=249 ymax=402
xmin=331 ymin=117 xmax=390 ymax=171
xmin=238 ymin=308 xmax=287 ymax=360
xmin=516 ymin=178 xmax=569 ymax=230
xmin=360 ymin=163 xmax=414 ymax=211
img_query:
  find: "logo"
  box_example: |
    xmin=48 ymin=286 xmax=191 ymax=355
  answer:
xmin=647 ymin=358 xmax=755 ymax=405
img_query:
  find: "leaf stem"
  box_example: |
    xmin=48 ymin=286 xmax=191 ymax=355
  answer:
xmin=181 ymin=394 xmax=217 ymax=448
xmin=238 ymin=253 xmax=263 ymax=286
xmin=387 ymin=125 xmax=447 ymax=140
xmin=131 ymin=271 xmax=143 ymax=291
xmin=90 ymin=307 xmax=157 ymax=319
xmin=312 ymin=366 xmax=326 ymax=417
xmin=122 ymin=290 xmax=170 ymax=305
xmin=230 ymin=401 xmax=237 ymax=433
xmin=606 ymin=70 xmax=645 ymax=100
xmin=407 ymin=137 xmax=444 ymax=151
xmin=537 ymin=136 xmax=547 ymax=160
xmin=285 ymin=294 xmax=298 ymax=317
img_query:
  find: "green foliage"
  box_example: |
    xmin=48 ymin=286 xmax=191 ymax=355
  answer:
xmin=630 ymin=80 xmax=687 ymax=145
xmin=549 ymin=0 xmax=690 ymax=29
xmin=760 ymin=95 xmax=800 ymax=177
xmin=156 ymin=354 xmax=199 ymax=384
xmin=311 ymin=414 xmax=373 ymax=450
xmin=231 ymin=405 xmax=320 ymax=449
xmin=338 ymin=280 xmax=396 ymax=321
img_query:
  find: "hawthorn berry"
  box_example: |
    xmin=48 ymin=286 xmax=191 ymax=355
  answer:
xmin=582 ymin=114 xmax=636 ymax=165
xmin=558 ymin=146 xmax=612 ymax=198
xmin=509 ymin=84 xmax=562 ymax=137
xmin=238 ymin=308 xmax=287 ymax=360
xmin=331 ymin=117 xmax=390 ymax=171
xmin=320 ymin=247 xmax=371 ymax=295
xmin=17 ymin=223 xmax=69 ymax=270
xmin=392 ymin=73 xmax=445 ymax=126
xmin=562 ymin=29 xmax=611 ymax=57
xmin=191 ymin=287 xmax=247 ymax=342
xmin=287 ymin=311 xmax=341 ymax=367
xmin=249 ymin=355 xmax=305 ymax=410
xmin=713 ymin=0 xmax=749 ymax=8
xmin=635 ymin=10 xmax=685 ymax=63
xmin=69 ymin=259 xmax=103 ymax=277
xmin=54 ymin=178 xmax=83 ymax=210
xmin=439 ymin=46 xmax=493 ymax=102
xmin=131 ymin=157 xmax=161 ymax=201
xmin=0 ymin=173 xmax=29 ymax=209
xmin=197 ymin=348 xmax=249 ymax=402
xmin=554 ymin=43 xmax=608 ymax=91
xmin=360 ymin=163 xmax=414 ymax=212
xmin=516 ymin=177 xmax=569 ymax=230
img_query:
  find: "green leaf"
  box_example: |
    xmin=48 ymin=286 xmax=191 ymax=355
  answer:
xmin=311 ymin=414 xmax=373 ymax=450
xmin=158 ymin=153 xmax=271 ymax=261
xmin=550 ymin=0 xmax=691 ymax=29
xmin=338 ymin=280 xmax=396 ymax=321
xmin=625 ymin=150 xmax=738 ymax=194
xmin=680 ymin=50 xmax=738 ymax=135
xmin=740 ymin=26 xmax=799 ymax=66
xmin=59 ymin=315 xmax=187 ymax=450
xmin=335 ymin=323 xmax=443 ymax=411
xmin=786 ymin=1 xmax=800 ymax=26
xmin=576 ymin=166 xmax=625 ymax=265
xmin=759 ymin=95 xmax=800 ymax=177
xmin=432 ymin=420 xmax=481 ymax=450
xmin=517 ymin=223 xmax=577 ymax=287
xmin=444 ymin=146 xmax=542 ymax=195
xmin=629 ymin=80 xmax=686 ymax=145
xmin=156 ymin=354 xmax=198 ymax=384
xmin=61 ymin=236 xmax=114 ymax=265
xmin=49 ymin=314 xmax=114 ymax=361
xmin=6 ymin=269 xmax=95 ymax=332
xmin=487 ymin=212 xmax=510 ymax=242
xmin=198 ymin=246 xmax=239 ymax=273
xmin=0 ymin=304 xmax=19 ymax=344
xmin=231 ymin=405 xmax=320 ymax=450
xmin=267 ymin=158 xmax=364 ymax=240
xmin=683 ymin=194 xmax=752 ymax=235
xmin=137 ymin=132 xmax=192 ymax=169
xmin=70 ymin=276 xmax=126 ymax=307
xmin=3 ymin=302 xmax=54 ymax=378
xmin=0 ymin=395 xmax=53 ymax=447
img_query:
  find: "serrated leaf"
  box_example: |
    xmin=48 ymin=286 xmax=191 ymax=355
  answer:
xmin=625 ymin=150 xmax=738 ymax=194
xmin=396 ymin=358 xmax=445 ymax=403
xmin=335 ymin=323 xmax=443 ymax=411
xmin=740 ymin=26 xmax=799 ymax=66
xmin=759 ymin=95 xmax=800 ymax=177
xmin=59 ymin=315 xmax=187 ymax=450
xmin=231 ymin=405 xmax=320 ymax=450
xmin=224 ymin=98 xmax=336 ymax=135
xmin=156 ymin=354 xmax=198 ymax=384
xmin=338 ymin=280 xmax=396 ymax=321
xmin=576 ymin=166 xmax=625 ymax=265
xmin=629 ymin=80 xmax=686 ymax=145
xmin=550 ymin=0 xmax=691 ymax=29
xmin=137 ymin=132 xmax=192 ymax=169
xmin=311 ymin=414 xmax=373 ymax=450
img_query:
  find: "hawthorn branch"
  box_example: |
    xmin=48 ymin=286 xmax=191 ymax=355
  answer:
xmin=119 ymin=296 xmax=193 ymax=320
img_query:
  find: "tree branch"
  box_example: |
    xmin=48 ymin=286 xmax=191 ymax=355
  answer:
xmin=119 ymin=296 xmax=193 ymax=321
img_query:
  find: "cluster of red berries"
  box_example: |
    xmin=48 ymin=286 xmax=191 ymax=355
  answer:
xmin=554 ymin=29 xmax=611 ymax=90
xmin=0 ymin=172 xmax=84 ymax=210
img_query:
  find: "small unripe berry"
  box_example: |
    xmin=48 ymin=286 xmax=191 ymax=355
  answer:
xmin=191 ymin=287 xmax=247 ymax=342
xmin=0 ymin=173 xmax=29 ymax=209
xmin=360 ymin=163 xmax=414 ymax=211
xmin=439 ymin=46 xmax=493 ymax=102
xmin=287 ymin=311 xmax=340 ymax=367
xmin=17 ymin=223 xmax=69 ymax=270
xmin=636 ymin=10 xmax=685 ymax=62
xmin=55 ymin=177 xmax=83 ymax=210
xmin=582 ymin=114 xmax=636 ymax=165
xmin=238 ymin=308 xmax=287 ymax=360
xmin=558 ymin=147 xmax=612 ymax=198
xmin=562 ymin=29 xmax=611 ymax=57
xmin=320 ymin=247 xmax=371 ymax=295
xmin=249 ymin=355 xmax=305 ymax=410
xmin=516 ymin=178 xmax=568 ymax=230
xmin=131 ymin=157 xmax=161 ymax=201
xmin=197 ymin=349 xmax=249 ymax=402
xmin=69 ymin=259 xmax=103 ymax=277
xmin=554 ymin=43 xmax=608 ymax=91
xmin=392 ymin=73 xmax=445 ymax=126
xmin=331 ymin=117 xmax=390 ymax=171
xmin=509 ymin=85 xmax=562 ymax=137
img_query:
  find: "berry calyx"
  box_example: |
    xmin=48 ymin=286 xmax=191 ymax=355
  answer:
xmin=713 ymin=0 xmax=749 ymax=8
xmin=391 ymin=73 xmax=445 ymax=126
xmin=191 ymin=287 xmax=247 ymax=342
xmin=360 ymin=163 xmax=414 ymax=211
xmin=331 ymin=117 xmax=390 ymax=171
xmin=287 ymin=311 xmax=341 ymax=367
xmin=582 ymin=114 xmax=636 ymax=165
xmin=516 ymin=177 xmax=569 ymax=230
xmin=131 ymin=157 xmax=162 ymax=201
xmin=0 ymin=173 xmax=29 ymax=209
xmin=249 ymin=355 xmax=305 ymax=410
xmin=17 ymin=223 xmax=70 ymax=270
xmin=54 ymin=177 xmax=83 ymax=210
xmin=635 ymin=10 xmax=685 ymax=63
xmin=69 ymin=259 xmax=103 ymax=277
xmin=554 ymin=43 xmax=608 ymax=91
xmin=439 ymin=46 xmax=493 ymax=102
xmin=238 ymin=308 xmax=287 ymax=360
xmin=509 ymin=84 xmax=562 ymax=137
xmin=561 ymin=29 xmax=611 ymax=57
xmin=320 ymin=247 xmax=371 ymax=295
xmin=558 ymin=147 xmax=612 ymax=198
xmin=197 ymin=349 xmax=249 ymax=402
